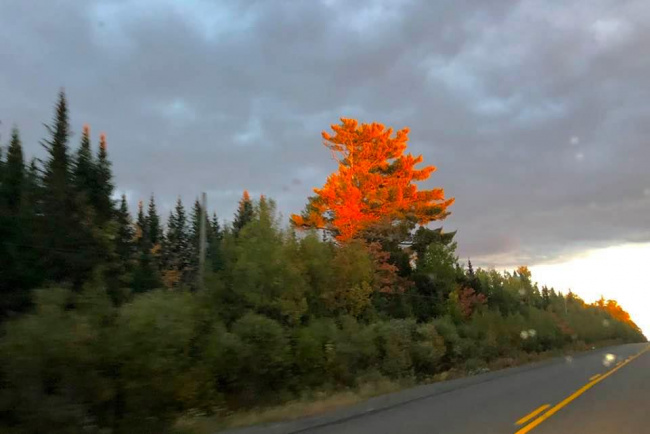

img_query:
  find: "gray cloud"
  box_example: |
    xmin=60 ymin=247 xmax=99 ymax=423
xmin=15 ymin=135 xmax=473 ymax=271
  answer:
xmin=1 ymin=0 xmax=649 ymax=266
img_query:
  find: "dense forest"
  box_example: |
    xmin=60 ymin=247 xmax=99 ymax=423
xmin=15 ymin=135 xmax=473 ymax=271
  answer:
xmin=0 ymin=92 xmax=645 ymax=433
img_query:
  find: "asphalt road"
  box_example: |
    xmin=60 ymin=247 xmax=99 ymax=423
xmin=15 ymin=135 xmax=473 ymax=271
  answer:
xmin=228 ymin=342 xmax=650 ymax=434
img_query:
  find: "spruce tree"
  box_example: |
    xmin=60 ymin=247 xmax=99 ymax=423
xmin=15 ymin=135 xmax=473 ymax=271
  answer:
xmin=42 ymin=90 xmax=71 ymax=195
xmin=3 ymin=127 xmax=24 ymax=213
xmin=73 ymin=124 xmax=94 ymax=203
xmin=132 ymin=200 xmax=161 ymax=293
xmin=136 ymin=200 xmax=149 ymax=250
xmin=40 ymin=90 xmax=82 ymax=283
xmin=94 ymin=133 xmax=115 ymax=224
xmin=162 ymin=198 xmax=193 ymax=288
xmin=211 ymin=212 xmax=222 ymax=241
xmin=147 ymin=195 xmax=163 ymax=247
xmin=190 ymin=199 xmax=203 ymax=251
xmin=115 ymin=195 xmax=135 ymax=271
xmin=232 ymin=190 xmax=254 ymax=235
xmin=0 ymin=130 xmax=42 ymax=313
xmin=209 ymin=212 xmax=223 ymax=272
xmin=189 ymin=199 xmax=206 ymax=276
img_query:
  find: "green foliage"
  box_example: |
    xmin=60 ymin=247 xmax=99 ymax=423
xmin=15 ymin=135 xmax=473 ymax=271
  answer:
xmin=93 ymin=134 xmax=115 ymax=224
xmin=3 ymin=127 xmax=24 ymax=213
xmin=229 ymin=197 xmax=308 ymax=324
xmin=232 ymin=190 xmax=254 ymax=236
xmin=162 ymin=198 xmax=194 ymax=289
xmin=0 ymin=91 xmax=646 ymax=433
xmin=72 ymin=126 xmax=94 ymax=205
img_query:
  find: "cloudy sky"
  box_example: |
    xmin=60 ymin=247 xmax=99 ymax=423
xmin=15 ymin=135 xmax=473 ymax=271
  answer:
xmin=1 ymin=0 xmax=649 ymax=331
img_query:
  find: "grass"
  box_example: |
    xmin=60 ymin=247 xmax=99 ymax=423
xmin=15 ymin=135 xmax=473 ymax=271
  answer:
xmin=173 ymin=339 xmax=627 ymax=433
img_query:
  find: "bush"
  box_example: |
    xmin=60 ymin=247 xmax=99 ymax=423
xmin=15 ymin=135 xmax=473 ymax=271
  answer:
xmin=230 ymin=313 xmax=290 ymax=404
xmin=411 ymin=322 xmax=446 ymax=377
xmin=374 ymin=319 xmax=416 ymax=379
xmin=0 ymin=287 xmax=117 ymax=433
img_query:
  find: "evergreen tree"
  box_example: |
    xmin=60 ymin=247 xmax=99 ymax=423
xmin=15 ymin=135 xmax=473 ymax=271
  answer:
xmin=115 ymin=195 xmax=135 ymax=272
xmin=40 ymin=90 xmax=84 ymax=284
xmin=73 ymin=124 xmax=94 ymax=203
xmin=42 ymin=91 xmax=71 ymax=194
xmin=190 ymin=199 xmax=205 ymax=252
xmin=132 ymin=200 xmax=161 ymax=293
xmin=232 ymin=190 xmax=254 ymax=235
xmin=93 ymin=133 xmax=115 ymax=224
xmin=3 ymin=127 xmax=24 ymax=213
xmin=135 ymin=200 xmax=148 ymax=249
xmin=23 ymin=159 xmax=41 ymax=212
xmin=147 ymin=195 xmax=163 ymax=248
xmin=209 ymin=211 xmax=224 ymax=272
xmin=0 ymin=145 xmax=4 ymax=189
xmin=0 ymin=129 xmax=26 ymax=314
xmin=0 ymin=131 xmax=43 ymax=314
xmin=162 ymin=198 xmax=193 ymax=288
xmin=211 ymin=212 xmax=222 ymax=241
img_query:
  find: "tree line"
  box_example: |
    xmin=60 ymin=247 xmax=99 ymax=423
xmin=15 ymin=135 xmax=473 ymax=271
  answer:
xmin=0 ymin=92 xmax=645 ymax=433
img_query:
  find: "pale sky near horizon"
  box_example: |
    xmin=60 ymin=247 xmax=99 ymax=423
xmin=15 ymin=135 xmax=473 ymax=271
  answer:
xmin=1 ymin=0 xmax=648 ymax=331
xmin=529 ymin=243 xmax=650 ymax=337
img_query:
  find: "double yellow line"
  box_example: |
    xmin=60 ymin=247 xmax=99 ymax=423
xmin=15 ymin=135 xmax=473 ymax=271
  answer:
xmin=514 ymin=345 xmax=650 ymax=434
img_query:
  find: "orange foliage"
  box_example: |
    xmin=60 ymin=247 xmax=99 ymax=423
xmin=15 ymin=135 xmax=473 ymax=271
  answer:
xmin=292 ymin=119 xmax=454 ymax=241
xmin=458 ymin=287 xmax=487 ymax=319
xmin=594 ymin=298 xmax=640 ymax=331
xmin=367 ymin=241 xmax=412 ymax=294
xmin=99 ymin=133 xmax=107 ymax=150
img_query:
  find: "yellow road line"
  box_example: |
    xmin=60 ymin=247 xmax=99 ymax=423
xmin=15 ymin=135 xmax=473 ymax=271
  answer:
xmin=589 ymin=374 xmax=601 ymax=381
xmin=516 ymin=404 xmax=551 ymax=426
xmin=515 ymin=345 xmax=650 ymax=434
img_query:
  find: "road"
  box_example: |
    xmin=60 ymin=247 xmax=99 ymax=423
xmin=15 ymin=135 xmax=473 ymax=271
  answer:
xmin=228 ymin=342 xmax=650 ymax=434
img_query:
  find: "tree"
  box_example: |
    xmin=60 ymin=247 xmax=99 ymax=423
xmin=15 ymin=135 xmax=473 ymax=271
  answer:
xmin=132 ymin=200 xmax=161 ymax=293
xmin=292 ymin=119 xmax=454 ymax=242
xmin=232 ymin=190 xmax=254 ymax=235
xmin=73 ymin=124 xmax=95 ymax=204
xmin=147 ymin=195 xmax=163 ymax=248
xmin=40 ymin=90 xmax=86 ymax=284
xmin=93 ymin=133 xmax=115 ymax=224
xmin=115 ymin=195 xmax=135 ymax=273
xmin=2 ymin=127 xmax=24 ymax=213
xmin=229 ymin=196 xmax=308 ymax=324
xmin=208 ymin=212 xmax=224 ymax=272
xmin=0 ymin=127 xmax=36 ymax=315
xmin=162 ymin=198 xmax=193 ymax=289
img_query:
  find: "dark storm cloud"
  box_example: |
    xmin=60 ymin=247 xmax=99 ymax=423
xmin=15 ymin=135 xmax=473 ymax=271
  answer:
xmin=1 ymin=0 xmax=649 ymax=266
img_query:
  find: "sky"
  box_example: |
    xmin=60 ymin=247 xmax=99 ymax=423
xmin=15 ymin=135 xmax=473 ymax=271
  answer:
xmin=0 ymin=0 xmax=648 ymax=333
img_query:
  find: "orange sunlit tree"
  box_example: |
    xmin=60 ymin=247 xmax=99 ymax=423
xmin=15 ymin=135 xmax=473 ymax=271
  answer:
xmin=594 ymin=297 xmax=642 ymax=332
xmin=291 ymin=118 xmax=454 ymax=242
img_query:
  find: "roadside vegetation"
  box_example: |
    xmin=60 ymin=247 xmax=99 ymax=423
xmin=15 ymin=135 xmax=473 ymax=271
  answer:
xmin=0 ymin=92 xmax=645 ymax=433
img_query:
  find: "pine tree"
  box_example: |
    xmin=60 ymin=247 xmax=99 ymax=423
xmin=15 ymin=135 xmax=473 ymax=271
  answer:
xmin=0 ymin=129 xmax=41 ymax=314
xmin=42 ymin=90 xmax=71 ymax=196
xmin=209 ymin=212 xmax=223 ymax=272
xmin=147 ymin=195 xmax=163 ymax=248
xmin=115 ymin=195 xmax=135 ymax=271
xmin=190 ymin=199 xmax=203 ymax=252
xmin=73 ymin=124 xmax=94 ymax=203
xmin=233 ymin=190 xmax=254 ymax=235
xmin=40 ymin=90 xmax=83 ymax=283
xmin=93 ymin=133 xmax=115 ymax=224
xmin=132 ymin=200 xmax=161 ymax=293
xmin=23 ymin=159 xmax=41 ymax=212
xmin=211 ymin=212 xmax=222 ymax=241
xmin=162 ymin=198 xmax=193 ymax=288
xmin=2 ymin=127 xmax=24 ymax=213
xmin=292 ymin=119 xmax=453 ymax=242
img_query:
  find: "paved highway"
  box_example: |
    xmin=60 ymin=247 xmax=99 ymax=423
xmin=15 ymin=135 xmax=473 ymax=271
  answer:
xmin=228 ymin=342 xmax=650 ymax=434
